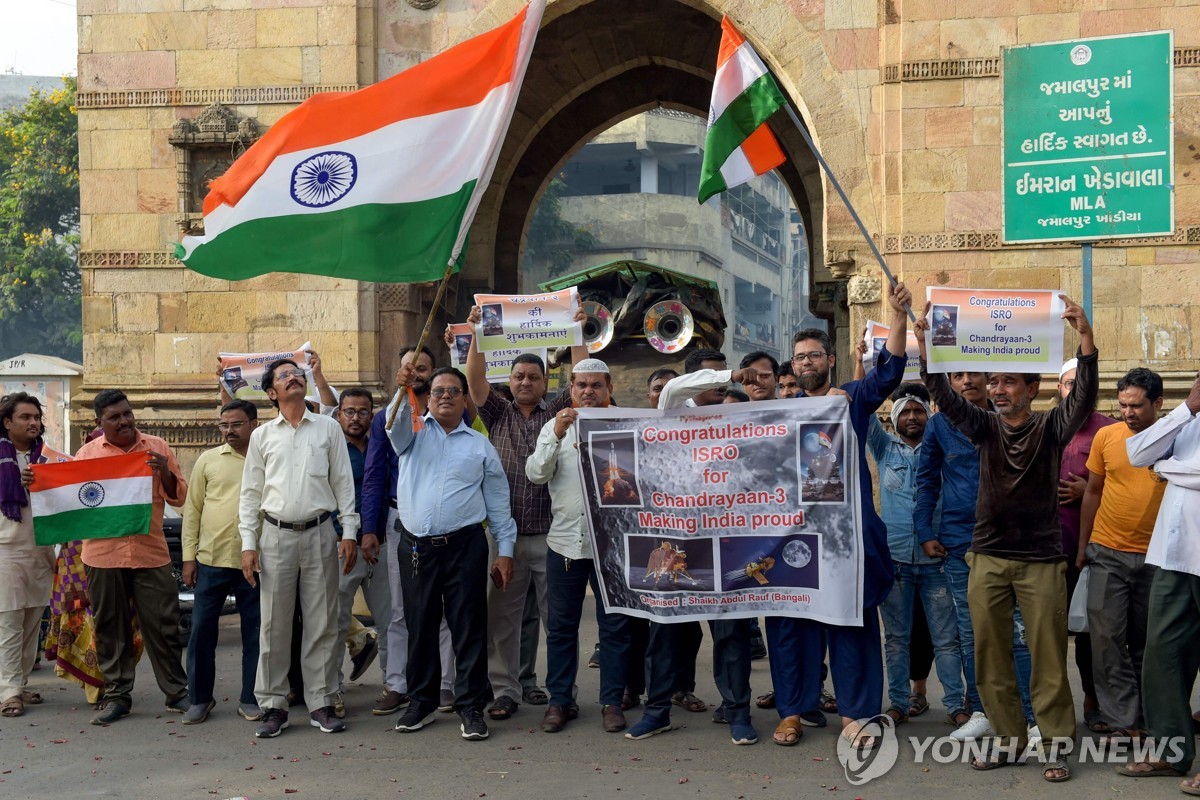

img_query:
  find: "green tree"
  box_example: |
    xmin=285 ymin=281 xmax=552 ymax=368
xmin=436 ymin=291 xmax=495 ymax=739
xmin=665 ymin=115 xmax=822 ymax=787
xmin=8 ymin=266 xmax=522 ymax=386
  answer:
xmin=0 ymin=77 xmax=81 ymax=361
xmin=525 ymin=177 xmax=596 ymax=279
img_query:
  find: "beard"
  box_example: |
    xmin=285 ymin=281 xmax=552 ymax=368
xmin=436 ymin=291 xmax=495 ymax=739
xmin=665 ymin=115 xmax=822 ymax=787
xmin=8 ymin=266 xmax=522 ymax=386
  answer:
xmin=411 ymin=379 xmax=431 ymax=396
xmin=798 ymin=366 xmax=829 ymax=393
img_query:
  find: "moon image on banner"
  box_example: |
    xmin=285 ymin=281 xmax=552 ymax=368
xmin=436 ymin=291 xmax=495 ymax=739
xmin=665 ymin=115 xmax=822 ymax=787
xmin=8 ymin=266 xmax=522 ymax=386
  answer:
xmin=782 ymin=539 xmax=812 ymax=569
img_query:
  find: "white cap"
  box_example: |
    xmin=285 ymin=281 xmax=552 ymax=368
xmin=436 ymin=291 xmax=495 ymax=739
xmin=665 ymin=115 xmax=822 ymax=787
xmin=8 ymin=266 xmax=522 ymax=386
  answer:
xmin=573 ymin=358 xmax=610 ymax=374
xmin=1059 ymin=358 xmax=1078 ymax=379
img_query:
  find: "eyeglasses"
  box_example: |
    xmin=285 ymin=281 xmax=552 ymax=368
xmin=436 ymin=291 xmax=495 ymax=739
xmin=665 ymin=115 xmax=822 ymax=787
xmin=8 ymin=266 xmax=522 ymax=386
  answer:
xmin=339 ymin=408 xmax=372 ymax=419
xmin=217 ymin=421 xmax=248 ymax=432
xmin=430 ymin=387 xmax=464 ymax=398
xmin=791 ymin=351 xmax=828 ymax=364
xmin=273 ymin=369 xmax=305 ymax=381
xmin=1060 ymin=379 xmax=1075 ymax=389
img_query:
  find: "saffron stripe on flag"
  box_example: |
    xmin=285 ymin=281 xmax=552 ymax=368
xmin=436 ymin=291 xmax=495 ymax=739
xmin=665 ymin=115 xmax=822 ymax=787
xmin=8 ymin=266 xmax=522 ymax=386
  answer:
xmin=28 ymin=451 xmax=152 ymax=491
xmin=33 ymin=504 xmax=153 ymax=547
xmin=702 ymin=73 xmax=787 ymax=173
xmin=710 ymin=43 xmax=772 ymax=124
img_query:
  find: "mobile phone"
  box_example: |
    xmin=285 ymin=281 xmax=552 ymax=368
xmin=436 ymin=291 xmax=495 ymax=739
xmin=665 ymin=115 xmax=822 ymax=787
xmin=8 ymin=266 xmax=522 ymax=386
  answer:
xmin=490 ymin=565 xmax=503 ymax=588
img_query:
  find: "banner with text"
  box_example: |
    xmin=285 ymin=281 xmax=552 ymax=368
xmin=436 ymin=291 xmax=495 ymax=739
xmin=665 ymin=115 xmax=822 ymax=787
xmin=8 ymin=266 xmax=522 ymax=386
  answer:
xmin=924 ymin=287 xmax=1065 ymax=374
xmin=473 ymin=288 xmax=581 ymax=352
xmin=862 ymin=320 xmax=921 ymax=381
xmin=448 ymin=323 xmax=547 ymax=384
xmin=576 ymin=397 xmax=863 ymax=625
xmin=219 ymin=342 xmax=315 ymax=401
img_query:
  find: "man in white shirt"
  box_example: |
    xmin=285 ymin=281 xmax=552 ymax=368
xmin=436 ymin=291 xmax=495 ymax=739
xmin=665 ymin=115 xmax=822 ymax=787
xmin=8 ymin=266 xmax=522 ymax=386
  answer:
xmin=239 ymin=359 xmax=359 ymax=738
xmin=1119 ymin=372 xmax=1200 ymax=792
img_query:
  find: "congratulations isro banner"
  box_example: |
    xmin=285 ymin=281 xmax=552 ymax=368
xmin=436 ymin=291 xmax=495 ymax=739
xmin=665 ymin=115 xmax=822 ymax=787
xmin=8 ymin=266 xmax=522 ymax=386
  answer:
xmin=924 ymin=287 xmax=1066 ymax=374
xmin=575 ymin=398 xmax=864 ymax=625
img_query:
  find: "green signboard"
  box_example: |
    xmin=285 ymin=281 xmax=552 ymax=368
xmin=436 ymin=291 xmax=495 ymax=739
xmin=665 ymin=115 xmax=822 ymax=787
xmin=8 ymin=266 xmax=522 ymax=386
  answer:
xmin=1002 ymin=31 xmax=1173 ymax=244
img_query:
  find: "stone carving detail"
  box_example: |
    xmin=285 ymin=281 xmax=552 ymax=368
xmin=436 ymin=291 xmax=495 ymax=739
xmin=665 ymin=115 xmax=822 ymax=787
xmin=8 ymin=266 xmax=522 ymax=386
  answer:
xmin=879 ymin=226 xmax=1200 ymax=253
xmin=80 ymin=250 xmax=179 ymax=267
xmin=169 ymin=104 xmax=262 ymax=236
xmin=847 ymin=275 xmax=882 ymax=305
xmin=406 ymin=0 xmax=442 ymax=8
xmin=379 ymin=284 xmax=421 ymax=313
xmin=76 ymin=84 xmax=359 ymax=110
xmin=74 ymin=420 xmax=223 ymax=449
xmin=883 ymin=49 xmax=1196 ymax=83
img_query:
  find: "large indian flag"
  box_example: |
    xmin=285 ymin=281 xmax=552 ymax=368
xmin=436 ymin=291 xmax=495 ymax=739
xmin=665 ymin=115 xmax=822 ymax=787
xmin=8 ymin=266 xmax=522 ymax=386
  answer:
xmin=177 ymin=0 xmax=546 ymax=283
xmin=29 ymin=453 xmax=153 ymax=546
xmin=698 ymin=17 xmax=787 ymax=204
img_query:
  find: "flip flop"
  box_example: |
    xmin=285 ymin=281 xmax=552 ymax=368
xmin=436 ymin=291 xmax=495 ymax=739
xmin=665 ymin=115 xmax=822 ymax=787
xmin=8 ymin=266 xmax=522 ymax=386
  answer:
xmin=1 ymin=696 xmax=23 ymax=718
xmin=1084 ymin=706 xmax=1111 ymax=733
xmin=907 ymin=693 xmax=929 ymax=717
xmin=756 ymin=690 xmax=776 ymax=709
xmin=839 ymin=723 xmax=879 ymax=752
xmin=522 ymin=687 xmax=549 ymax=706
xmin=971 ymin=751 xmax=1016 ymax=771
xmin=1181 ymin=774 xmax=1200 ymax=797
xmin=773 ymin=717 xmax=802 ymax=746
xmin=1115 ymin=760 xmax=1185 ymax=778
xmin=1042 ymin=760 xmax=1071 ymax=783
xmin=671 ymin=691 xmax=707 ymax=713
xmin=19 ymin=691 xmax=43 ymax=705
xmin=885 ymin=706 xmax=908 ymax=725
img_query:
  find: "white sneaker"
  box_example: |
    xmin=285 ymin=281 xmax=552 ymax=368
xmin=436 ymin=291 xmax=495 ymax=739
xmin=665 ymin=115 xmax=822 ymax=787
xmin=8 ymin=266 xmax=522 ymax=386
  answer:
xmin=950 ymin=711 xmax=994 ymax=740
xmin=1027 ymin=724 xmax=1041 ymax=749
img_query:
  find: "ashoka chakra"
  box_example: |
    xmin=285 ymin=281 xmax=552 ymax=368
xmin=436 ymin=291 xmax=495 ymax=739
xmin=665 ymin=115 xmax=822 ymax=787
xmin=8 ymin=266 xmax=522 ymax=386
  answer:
xmin=290 ymin=151 xmax=358 ymax=208
xmin=78 ymin=482 xmax=106 ymax=508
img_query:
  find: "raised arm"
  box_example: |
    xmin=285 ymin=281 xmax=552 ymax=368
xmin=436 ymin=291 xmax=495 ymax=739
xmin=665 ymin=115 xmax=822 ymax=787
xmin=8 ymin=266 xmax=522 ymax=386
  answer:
xmin=915 ymin=304 xmax=991 ymax=442
xmin=913 ymin=416 xmax=946 ymax=548
xmin=307 ymin=349 xmax=339 ymax=408
xmin=360 ymin=411 xmax=390 ymax=538
xmin=1127 ymin=372 xmax=1200 ymax=467
xmin=526 ymin=418 xmax=564 ymax=485
xmin=883 ymin=281 xmax=913 ymax=358
xmin=1050 ymin=296 xmax=1100 ymax=445
xmin=656 ymin=369 xmax=732 ymax=410
xmin=462 ymin=305 xmax=493 ymax=408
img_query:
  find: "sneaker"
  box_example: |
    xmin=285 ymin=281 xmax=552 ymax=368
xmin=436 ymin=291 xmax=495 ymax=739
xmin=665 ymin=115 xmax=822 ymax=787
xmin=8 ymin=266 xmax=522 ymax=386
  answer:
xmin=438 ymin=688 xmax=455 ymax=713
xmin=349 ymin=634 xmax=379 ymax=682
xmin=310 ymin=706 xmax=346 ymax=733
xmin=164 ymin=694 xmax=190 ymax=713
xmin=587 ymin=643 xmax=600 ymax=669
xmin=601 ymin=704 xmax=627 ymax=733
xmin=625 ymin=713 xmax=673 ymax=740
xmin=730 ymin=721 xmax=759 ymax=745
xmin=798 ymin=709 xmax=827 ymax=728
xmin=459 ymin=707 xmax=489 ymax=740
xmin=238 ymin=703 xmax=264 ymax=721
xmin=394 ymin=704 xmax=437 ymax=732
xmin=255 ymin=708 xmax=289 ymax=738
xmin=1027 ymin=724 xmax=1042 ymax=749
xmin=711 ymin=704 xmax=729 ymax=724
xmin=182 ymin=700 xmax=216 ymax=725
xmin=333 ymin=691 xmax=346 ymax=719
xmin=91 ymin=700 xmax=130 ymax=726
xmin=373 ymin=690 xmax=409 ymax=716
xmin=950 ymin=711 xmax=994 ymax=741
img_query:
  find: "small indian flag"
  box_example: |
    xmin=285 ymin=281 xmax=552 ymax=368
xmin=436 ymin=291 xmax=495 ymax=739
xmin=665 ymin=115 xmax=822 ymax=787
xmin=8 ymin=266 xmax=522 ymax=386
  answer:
xmin=698 ymin=17 xmax=787 ymax=204
xmin=177 ymin=0 xmax=546 ymax=284
xmin=29 ymin=453 xmax=153 ymax=546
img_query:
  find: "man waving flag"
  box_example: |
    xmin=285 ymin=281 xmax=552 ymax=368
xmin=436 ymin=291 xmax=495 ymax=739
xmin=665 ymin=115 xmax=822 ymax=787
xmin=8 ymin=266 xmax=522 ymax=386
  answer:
xmin=698 ymin=17 xmax=787 ymax=204
xmin=177 ymin=0 xmax=546 ymax=284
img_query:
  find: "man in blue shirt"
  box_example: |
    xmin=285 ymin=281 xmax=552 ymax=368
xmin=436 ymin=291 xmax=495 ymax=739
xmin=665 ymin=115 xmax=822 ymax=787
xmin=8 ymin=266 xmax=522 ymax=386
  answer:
xmin=387 ymin=366 xmax=516 ymax=742
xmin=869 ymin=383 xmax=966 ymax=727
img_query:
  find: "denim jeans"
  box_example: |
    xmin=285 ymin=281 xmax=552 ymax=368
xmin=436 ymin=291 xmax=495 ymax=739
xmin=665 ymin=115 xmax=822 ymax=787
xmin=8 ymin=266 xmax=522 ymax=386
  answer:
xmin=881 ymin=561 xmax=965 ymax=715
xmin=544 ymin=549 xmax=630 ymax=708
xmin=187 ymin=563 xmax=260 ymax=705
xmin=944 ymin=552 xmax=1034 ymax=723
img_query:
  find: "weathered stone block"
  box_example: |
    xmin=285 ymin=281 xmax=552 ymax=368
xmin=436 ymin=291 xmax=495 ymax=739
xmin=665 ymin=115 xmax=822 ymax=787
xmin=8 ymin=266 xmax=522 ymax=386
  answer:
xmin=902 ymin=192 xmax=947 ymax=232
xmin=89 ymin=129 xmax=152 ymax=170
xmin=847 ymin=275 xmax=882 ymax=305
xmin=945 ymin=190 xmax=1001 ymax=231
xmin=319 ymin=45 xmax=359 ymax=84
xmin=256 ymin=7 xmax=318 ymax=48
xmin=1017 ymin=13 xmax=1080 ymax=43
xmin=146 ymin=13 xmax=209 ymax=50
xmin=925 ymin=107 xmax=973 ymax=149
xmin=95 ymin=268 xmax=183 ymax=294
xmin=78 ymin=52 xmax=176 ymax=91
xmin=79 ymin=108 xmax=150 ymax=133
xmin=1092 ymin=263 xmax=1140 ymax=307
xmin=137 ymin=169 xmax=176 ymax=214
xmin=88 ymin=213 xmax=162 ymax=250
xmin=288 ymin=290 xmax=360 ymax=331
xmin=901 ymin=149 xmax=968 ymax=193
xmin=89 ymin=14 xmax=149 ymax=54
xmin=83 ymin=296 xmax=115 ymax=334
xmin=941 ymin=17 xmax=1016 ymax=58
xmin=318 ymin=5 xmax=357 ymax=46
xmin=1142 ymin=264 xmax=1199 ymax=306
xmin=973 ymin=106 xmax=1001 ymax=146
xmin=85 ymin=333 xmax=155 ymax=378
xmin=1126 ymin=247 xmax=1156 ymax=266
xmin=159 ymin=294 xmax=188 ymax=333
xmin=1139 ymin=306 xmax=1193 ymax=362
xmin=250 ymin=291 xmax=292 ymax=331
xmin=208 ymin=9 xmax=256 ymax=48
xmin=81 ymin=170 xmax=138 ymax=215
xmin=1081 ymin=9 xmax=1162 ymax=37
xmin=115 ymin=292 xmax=160 ymax=333
xmin=154 ymin=332 xmax=201 ymax=375
xmin=189 ymin=291 xmax=258 ymax=333
xmin=176 ymin=48 xmax=240 ymax=88
xmin=899 ymin=81 xmax=963 ymax=110
xmin=302 ymin=46 xmax=321 ymax=84
xmin=238 ymin=48 xmax=304 ymax=85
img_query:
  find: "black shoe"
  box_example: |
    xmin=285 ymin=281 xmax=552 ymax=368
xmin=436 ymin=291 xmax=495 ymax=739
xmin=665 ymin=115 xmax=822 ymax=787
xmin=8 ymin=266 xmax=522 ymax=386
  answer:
xmin=91 ymin=700 xmax=130 ymax=726
xmin=349 ymin=634 xmax=379 ymax=682
xmin=799 ymin=709 xmax=827 ymax=728
xmin=255 ymin=708 xmax=290 ymax=738
xmin=395 ymin=703 xmax=437 ymax=732
xmin=587 ymin=643 xmax=600 ymax=669
xmin=310 ymin=706 xmax=346 ymax=733
xmin=459 ymin=707 xmax=489 ymax=740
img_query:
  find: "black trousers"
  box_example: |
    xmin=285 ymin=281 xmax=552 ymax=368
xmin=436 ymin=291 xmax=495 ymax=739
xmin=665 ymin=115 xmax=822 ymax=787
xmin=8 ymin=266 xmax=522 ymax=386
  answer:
xmin=397 ymin=524 xmax=489 ymax=711
xmin=674 ymin=621 xmax=704 ymax=693
xmin=645 ymin=618 xmax=751 ymax=723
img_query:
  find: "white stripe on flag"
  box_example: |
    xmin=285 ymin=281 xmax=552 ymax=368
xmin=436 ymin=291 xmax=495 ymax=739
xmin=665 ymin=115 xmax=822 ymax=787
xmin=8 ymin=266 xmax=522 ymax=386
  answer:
xmin=709 ymin=44 xmax=769 ymax=126
xmin=718 ymin=145 xmax=756 ymax=189
xmin=31 ymin=475 xmax=153 ymax=518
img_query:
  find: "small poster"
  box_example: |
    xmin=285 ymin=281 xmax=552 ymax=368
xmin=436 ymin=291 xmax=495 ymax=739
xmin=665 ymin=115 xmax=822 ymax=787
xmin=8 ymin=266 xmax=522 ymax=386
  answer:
xmin=447 ymin=323 xmax=546 ymax=384
xmin=924 ymin=287 xmax=1066 ymax=374
xmin=473 ymin=288 xmax=582 ymax=352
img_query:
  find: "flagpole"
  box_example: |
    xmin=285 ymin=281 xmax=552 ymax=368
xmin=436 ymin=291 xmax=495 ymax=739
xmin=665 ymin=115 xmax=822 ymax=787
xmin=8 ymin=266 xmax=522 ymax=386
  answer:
xmin=385 ymin=260 xmax=456 ymax=431
xmin=780 ymin=103 xmax=916 ymax=324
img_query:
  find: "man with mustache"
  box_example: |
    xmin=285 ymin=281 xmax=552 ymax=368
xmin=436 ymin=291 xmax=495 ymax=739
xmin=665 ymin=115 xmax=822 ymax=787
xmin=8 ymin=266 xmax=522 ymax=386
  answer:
xmin=777 ymin=362 xmax=801 ymax=399
xmin=526 ymin=358 xmax=632 ymax=734
xmin=918 ymin=296 xmax=1097 ymax=781
xmin=179 ymin=399 xmax=261 ymax=724
xmin=239 ymin=359 xmax=359 ymax=738
xmin=74 ymin=389 xmax=190 ymax=725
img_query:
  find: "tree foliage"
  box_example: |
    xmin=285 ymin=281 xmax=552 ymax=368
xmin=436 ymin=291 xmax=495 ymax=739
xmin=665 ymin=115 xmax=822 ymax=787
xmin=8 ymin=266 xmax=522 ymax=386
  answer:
xmin=0 ymin=77 xmax=81 ymax=361
xmin=526 ymin=177 xmax=596 ymax=279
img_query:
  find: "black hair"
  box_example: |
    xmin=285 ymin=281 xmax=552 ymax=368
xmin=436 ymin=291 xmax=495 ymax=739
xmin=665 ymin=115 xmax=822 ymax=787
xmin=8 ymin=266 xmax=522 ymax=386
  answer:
xmin=263 ymin=359 xmax=303 ymax=409
xmin=1022 ymin=373 xmax=1041 ymax=385
xmin=430 ymin=367 xmax=469 ymax=394
xmin=740 ymin=350 xmax=779 ymax=375
xmin=511 ymin=353 xmax=545 ymax=375
xmin=725 ymin=389 xmax=749 ymax=403
xmin=778 ymin=361 xmax=796 ymax=379
xmin=647 ymin=368 xmax=679 ymax=386
xmin=1117 ymin=367 xmax=1163 ymax=402
xmin=890 ymin=382 xmax=931 ymax=404
xmin=339 ymin=387 xmax=375 ymax=409
xmin=220 ymin=399 xmax=258 ymax=421
xmin=1 ymin=392 xmax=44 ymax=429
xmin=93 ymin=389 xmax=128 ymax=419
xmin=792 ymin=328 xmax=831 ymax=354
xmin=399 ymin=345 xmax=436 ymax=366
xmin=684 ymin=349 xmax=726 ymax=374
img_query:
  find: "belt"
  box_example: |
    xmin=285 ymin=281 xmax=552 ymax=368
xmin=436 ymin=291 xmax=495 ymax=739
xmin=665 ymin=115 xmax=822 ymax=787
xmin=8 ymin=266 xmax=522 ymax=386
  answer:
xmin=264 ymin=511 xmax=331 ymax=531
xmin=395 ymin=520 xmax=483 ymax=547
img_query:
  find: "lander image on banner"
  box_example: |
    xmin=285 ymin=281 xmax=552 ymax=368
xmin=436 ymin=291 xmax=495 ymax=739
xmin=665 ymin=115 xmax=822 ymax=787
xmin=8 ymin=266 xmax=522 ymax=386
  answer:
xmin=718 ymin=534 xmax=820 ymax=591
xmin=798 ymin=422 xmax=846 ymax=504
xmin=626 ymin=536 xmax=716 ymax=592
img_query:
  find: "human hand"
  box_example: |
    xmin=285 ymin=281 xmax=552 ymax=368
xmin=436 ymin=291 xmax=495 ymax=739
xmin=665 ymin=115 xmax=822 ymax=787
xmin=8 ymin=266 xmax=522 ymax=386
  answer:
xmin=554 ymin=408 xmax=577 ymax=439
xmin=361 ymin=534 xmax=379 ymax=565
xmin=1058 ymin=472 xmax=1087 ymax=505
xmin=887 ymin=280 xmax=912 ymax=314
xmin=732 ymin=367 xmax=774 ymax=388
xmin=854 ymin=327 xmax=869 ymax=360
xmin=339 ymin=539 xmax=358 ymax=574
xmin=146 ymin=451 xmax=171 ymax=479
xmin=467 ymin=305 xmax=482 ymax=326
xmin=19 ymin=466 xmax=34 ymax=488
xmin=182 ymin=561 xmax=197 ymax=588
xmin=396 ymin=361 xmax=416 ymax=390
xmin=1075 ymin=547 xmax=1088 ymax=572
xmin=241 ymin=550 xmax=260 ymax=588
xmin=492 ymin=556 xmax=514 ymax=590
xmin=306 ymin=349 xmax=324 ymax=377
xmin=443 ymin=325 xmax=456 ymax=348
xmin=1058 ymin=295 xmax=1092 ymax=336
xmin=922 ymin=540 xmax=947 ymax=559
xmin=913 ymin=301 xmax=931 ymax=338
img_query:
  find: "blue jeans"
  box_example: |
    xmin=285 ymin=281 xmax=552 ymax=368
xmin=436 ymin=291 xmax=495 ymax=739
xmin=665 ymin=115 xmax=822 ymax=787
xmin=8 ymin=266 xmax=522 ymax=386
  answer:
xmin=187 ymin=563 xmax=260 ymax=705
xmin=881 ymin=562 xmax=965 ymax=716
xmin=944 ymin=552 xmax=1034 ymax=723
xmin=544 ymin=549 xmax=630 ymax=708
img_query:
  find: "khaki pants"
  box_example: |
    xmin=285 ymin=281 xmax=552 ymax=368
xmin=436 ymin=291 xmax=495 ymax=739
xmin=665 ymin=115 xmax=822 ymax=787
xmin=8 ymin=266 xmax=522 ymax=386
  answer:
xmin=0 ymin=606 xmax=43 ymax=701
xmin=256 ymin=518 xmax=340 ymax=712
xmin=486 ymin=533 xmax=547 ymax=703
xmin=966 ymin=552 xmax=1075 ymax=747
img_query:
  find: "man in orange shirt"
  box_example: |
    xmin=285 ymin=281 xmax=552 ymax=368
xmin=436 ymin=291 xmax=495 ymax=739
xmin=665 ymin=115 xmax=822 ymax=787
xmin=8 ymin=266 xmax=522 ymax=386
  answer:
xmin=1076 ymin=368 xmax=1167 ymax=742
xmin=75 ymin=390 xmax=189 ymax=725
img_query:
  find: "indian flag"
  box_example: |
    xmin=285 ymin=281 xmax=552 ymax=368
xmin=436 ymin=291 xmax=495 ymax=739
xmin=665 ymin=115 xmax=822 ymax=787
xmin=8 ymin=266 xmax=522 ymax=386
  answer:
xmin=698 ymin=17 xmax=787 ymax=204
xmin=29 ymin=453 xmax=153 ymax=546
xmin=177 ymin=0 xmax=546 ymax=283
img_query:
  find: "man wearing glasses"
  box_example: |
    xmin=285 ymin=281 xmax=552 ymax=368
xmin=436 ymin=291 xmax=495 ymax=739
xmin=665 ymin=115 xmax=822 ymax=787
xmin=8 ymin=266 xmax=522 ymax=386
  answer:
xmin=179 ymin=399 xmax=262 ymax=724
xmin=239 ymin=359 xmax=359 ymax=738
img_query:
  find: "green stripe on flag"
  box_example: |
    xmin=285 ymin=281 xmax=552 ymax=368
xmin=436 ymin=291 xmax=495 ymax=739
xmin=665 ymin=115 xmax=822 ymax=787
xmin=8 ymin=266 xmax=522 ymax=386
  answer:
xmin=179 ymin=182 xmax=476 ymax=283
xmin=698 ymin=73 xmax=787 ymax=204
xmin=33 ymin=504 xmax=153 ymax=546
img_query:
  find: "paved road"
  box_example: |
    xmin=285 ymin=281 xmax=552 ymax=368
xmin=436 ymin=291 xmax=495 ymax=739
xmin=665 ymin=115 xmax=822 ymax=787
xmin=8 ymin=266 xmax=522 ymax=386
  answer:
xmin=2 ymin=608 xmax=1196 ymax=800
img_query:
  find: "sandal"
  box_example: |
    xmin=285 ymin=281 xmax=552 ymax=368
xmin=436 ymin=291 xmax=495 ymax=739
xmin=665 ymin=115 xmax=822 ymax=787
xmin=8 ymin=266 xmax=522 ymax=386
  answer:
xmin=522 ymin=687 xmax=548 ymax=706
xmin=1084 ymin=706 xmax=1111 ymax=733
xmin=839 ymin=722 xmax=879 ymax=752
xmin=1042 ymin=760 xmax=1071 ymax=782
xmin=1 ymin=696 xmax=24 ymax=717
xmin=487 ymin=696 xmax=519 ymax=720
xmin=885 ymin=706 xmax=908 ymax=725
xmin=1181 ymin=774 xmax=1200 ymax=797
xmin=671 ymin=690 xmax=707 ymax=713
xmin=773 ymin=717 xmax=802 ymax=746
xmin=19 ymin=691 xmax=43 ymax=705
xmin=907 ymin=692 xmax=929 ymax=717
xmin=819 ymin=689 xmax=838 ymax=715
xmin=1116 ymin=758 xmax=1184 ymax=778
xmin=971 ymin=750 xmax=1016 ymax=771
xmin=1100 ymin=727 xmax=1143 ymax=747
xmin=756 ymin=690 xmax=776 ymax=709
